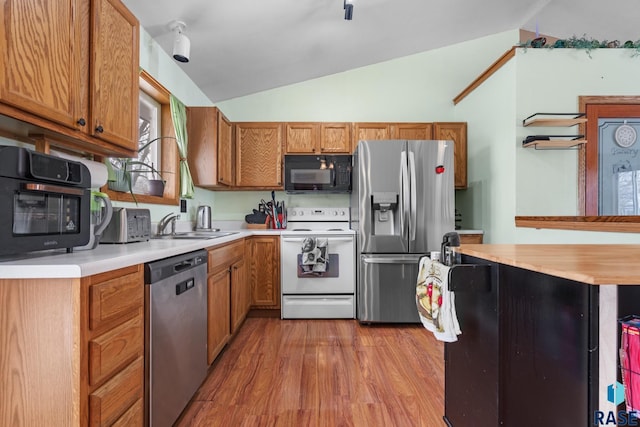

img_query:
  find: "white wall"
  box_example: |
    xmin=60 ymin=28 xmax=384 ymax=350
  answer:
xmin=455 ymin=47 xmax=640 ymax=243
xmin=453 ymin=60 xmax=517 ymax=243
xmin=213 ymin=30 xmax=519 ymax=219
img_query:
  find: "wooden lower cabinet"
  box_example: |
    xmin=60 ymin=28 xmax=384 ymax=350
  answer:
xmin=248 ymin=235 xmax=281 ymax=309
xmin=207 ymin=239 xmax=248 ymax=364
xmin=0 ymin=264 xmax=145 ymax=426
xmin=230 ymin=257 xmax=249 ymax=333
xmin=84 ymin=264 xmax=144 ymax=426
xmin=207 ymin=268 xmax=231 ymax=365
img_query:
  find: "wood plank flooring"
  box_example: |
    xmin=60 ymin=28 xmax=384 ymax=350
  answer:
xmin=177 ymin=318 xmax=444 ymax=426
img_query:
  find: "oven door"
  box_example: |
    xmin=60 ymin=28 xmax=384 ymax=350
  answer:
xmin=280 ymin=234 xmax=355 ymax=294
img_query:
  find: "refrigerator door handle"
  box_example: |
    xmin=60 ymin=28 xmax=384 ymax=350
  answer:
xmin=408 ymin=150 xmax=417 ymax=242
xmin=363 ymin=257 xmax=421 ymax=264
xmin=400 ymin=150 xmax=409 ymax=243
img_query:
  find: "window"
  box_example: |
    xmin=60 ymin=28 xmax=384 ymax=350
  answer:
xmin=103 ymin=70 xmax=180 ymax=206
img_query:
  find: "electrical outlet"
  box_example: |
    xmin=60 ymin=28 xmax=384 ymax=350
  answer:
xmin=180 ymin=199 xmax=187 ymax=213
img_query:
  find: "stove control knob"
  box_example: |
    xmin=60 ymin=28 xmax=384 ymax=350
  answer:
xmin=299 ymin=211 xmax=304 ymax=216
xmin=340 ymin=211 xmax=346 ymax=216
xmin=332 ymin=211 xmax=338 ymax=216
xmin=290 ymin=211 xmax=296 ymax=216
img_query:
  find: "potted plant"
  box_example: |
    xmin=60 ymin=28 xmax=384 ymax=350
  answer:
xmin=105 ymin=136 xmax=173 ymax=200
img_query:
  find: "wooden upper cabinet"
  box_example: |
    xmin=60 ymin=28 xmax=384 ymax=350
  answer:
xmin=188 ymin=107 xmax=234 ymax=188
xmin=218 ymin=112 xmax=234 ymax=186
xmin=285 ymin=122 xmax=319 ymax=153
xmin=434 ymin=122 xmax=467 ymax=189
xmin=0 ymin=0 xmax=139 ymax=155
xmin=391 ymin=123 xmax=433 ymax=140
xmin=235 ymin=122 xmax=283 ymax=188
xmin=285 ymin=122 xmax=351 ymax=154
xmin=90 ymin=0 xmax=139 ymax=151
xmin=320 ymin=123 xmax=351 ymax=153
xmin=0 ymin=0 xmax=83 ymax=129
xmin=353 ymin=123 xmax=391 ymax=147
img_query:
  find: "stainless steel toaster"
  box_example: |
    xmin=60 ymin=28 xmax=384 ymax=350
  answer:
xmin=101 ymin=207 xmax=151 ymax=243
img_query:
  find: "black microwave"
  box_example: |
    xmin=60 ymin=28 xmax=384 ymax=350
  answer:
xmin=284 ymin=155 xmax=352 ymax=194
xmin=0 ymin=145 xmax=91 ymax=256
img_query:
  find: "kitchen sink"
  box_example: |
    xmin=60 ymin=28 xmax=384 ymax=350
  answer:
xmin=152 ymin=231 xmax=238 ymax=240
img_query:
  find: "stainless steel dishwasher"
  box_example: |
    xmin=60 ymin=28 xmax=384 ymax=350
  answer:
xmin=144 ymin=249 xmax=208 ymax=427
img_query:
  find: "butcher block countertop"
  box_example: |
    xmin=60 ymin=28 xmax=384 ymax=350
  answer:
xmin=458 ymin=244 xmax=640 ymax=285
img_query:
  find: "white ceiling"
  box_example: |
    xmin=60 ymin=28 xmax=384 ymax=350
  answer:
xmin=122 ymin=0 xmax=638 ymax=103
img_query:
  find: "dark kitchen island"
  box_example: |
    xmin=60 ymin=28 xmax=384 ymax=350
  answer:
xmin=444 ymin=244 xmax=640 ymax=427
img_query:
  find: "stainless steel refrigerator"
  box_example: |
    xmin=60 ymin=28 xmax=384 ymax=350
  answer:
xmin=350 ymin=140 xmax=455 ymax=323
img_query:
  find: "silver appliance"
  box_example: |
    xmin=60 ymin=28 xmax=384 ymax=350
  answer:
xmin=350 ymin=139 xmax=455 ymax=323
xmin=144 ymin=250 xmax=208 ymax=427
xmin=196 ymin=205 xmax=212 ymax=230
xmin=281 ymin=207 xmax=356 ymax=319
xmin=101 ymin=207 xmax=151 ymax=243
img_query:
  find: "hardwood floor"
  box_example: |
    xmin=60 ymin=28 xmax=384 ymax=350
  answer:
xmin=177 ymin=318 xmax=445 ymax=426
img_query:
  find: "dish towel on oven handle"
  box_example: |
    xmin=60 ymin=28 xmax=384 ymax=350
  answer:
xmin=300 ymin=237 xmax=328 ymax=273
xmin=415 ymin=257 xmax=461 ymax=342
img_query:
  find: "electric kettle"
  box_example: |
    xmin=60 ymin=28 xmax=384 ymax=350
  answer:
xmin=74 ymin=191 xmax=113 ymax=251
xmin=196 ymin=205 xmax=212 ymax=230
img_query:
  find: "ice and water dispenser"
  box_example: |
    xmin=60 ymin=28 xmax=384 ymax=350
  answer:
xmin=371 ymin=192 xmax=399 ymax=236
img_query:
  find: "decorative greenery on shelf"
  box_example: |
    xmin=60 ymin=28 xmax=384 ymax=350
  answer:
xmin=518 ymin=35 xmax=640 ymax=58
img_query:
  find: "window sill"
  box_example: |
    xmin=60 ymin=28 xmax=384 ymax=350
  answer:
xmin=515 ymin=216 xmax=640 ymax=233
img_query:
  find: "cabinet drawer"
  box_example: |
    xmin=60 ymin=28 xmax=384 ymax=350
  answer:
xmin=111 ymin=397 xmax=143 ymax=427
xmin=89 ymin=268 xmax=143 ymax=331
xmin=208 ymin=240 xmax=244 ymax=274
xmin=89 ymin=314 xmax=143 ymax=386
xmin=89 ymin=357 xmax=143 ymax=426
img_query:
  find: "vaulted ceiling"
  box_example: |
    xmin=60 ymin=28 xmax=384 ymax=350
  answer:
xmin=123 ymin=0 xmax=638 ymax=103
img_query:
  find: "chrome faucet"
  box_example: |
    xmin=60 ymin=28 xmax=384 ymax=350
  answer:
xmin=157 ymin=213 xmax=180 ymax=236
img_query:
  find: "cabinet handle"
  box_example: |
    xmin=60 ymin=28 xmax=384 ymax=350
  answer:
xmin=95 ymin=125 xmax=104 ymax=133
xmin=77 ymin=118 xmax=86 ymax=126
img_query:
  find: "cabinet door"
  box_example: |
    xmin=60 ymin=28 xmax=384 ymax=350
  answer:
xmin=218 ymin=111 xmax=234 ymax=186
xmin=208 ymin=268 xmax=230 ymax=364
xmin=90 ymin=0 xmax=139 ymax=151
xmin=391 ymin=123 xmax=433 ymax=140
xmin=0 ymin=0 xmax=83 ymax=129
xmin=320 ymin=123 xmax=352 ymax=153
xmin=353 ymin=123 xmax=391 ymax=147
xmin=434 ymin=122 xmax=467 ymax=189
xmin=230 ymin=258 xmax=247 ymax=334
xmin=235 ymin=123 xmax=283 ymax=188
xmin=285 ymin=122 xmax=318 ymax=153
xmin=249 ymin=236 xmax=281 ymax=308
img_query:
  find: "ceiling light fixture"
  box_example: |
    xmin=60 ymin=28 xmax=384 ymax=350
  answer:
xmin=344 ymin=0 xmax=353 ymax=20
xmin=169 ymin=20 xmax=190 ymax=63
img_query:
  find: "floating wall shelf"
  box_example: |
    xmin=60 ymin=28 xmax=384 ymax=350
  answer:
xmin=522 ymin=113 xmax=587 ymax=149
xmin=523 ymin=113 xmax=587 ymax=127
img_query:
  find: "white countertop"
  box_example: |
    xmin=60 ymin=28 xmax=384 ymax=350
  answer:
xmin=0 ymin=230 xmax=280 ymax=279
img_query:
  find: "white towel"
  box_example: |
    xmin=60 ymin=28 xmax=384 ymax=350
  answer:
xmin=416 ymin=257 xmax=461 ymax=342
xmin=300 ymin=237 xmax=328 ymax=273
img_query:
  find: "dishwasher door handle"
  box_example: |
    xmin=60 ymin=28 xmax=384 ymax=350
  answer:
xmin=174 ymin=260 xmax=195 ymax=273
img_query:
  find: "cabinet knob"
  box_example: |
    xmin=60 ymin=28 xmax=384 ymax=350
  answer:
xmin=77 ymin=118 xmax=86 ymax=126
xmin=95 ymin=125 xmax=104 ymax=133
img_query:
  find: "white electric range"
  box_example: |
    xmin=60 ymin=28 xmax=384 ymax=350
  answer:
xmin=280 ymin=207 xmax=355 ymax=319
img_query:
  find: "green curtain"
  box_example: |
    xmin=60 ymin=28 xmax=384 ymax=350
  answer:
xmin=170 ymin=94 xmax=195 ymax=198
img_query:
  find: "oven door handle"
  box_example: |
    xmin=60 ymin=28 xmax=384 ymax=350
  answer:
xmin=282 ymin=237 xmax=354 ymax=242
